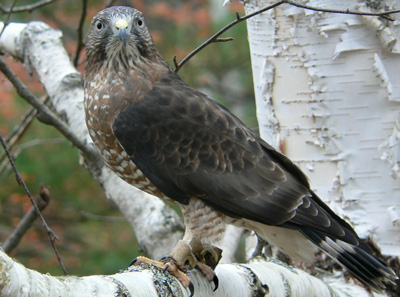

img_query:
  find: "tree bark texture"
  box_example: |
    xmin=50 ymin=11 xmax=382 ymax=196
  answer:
xmin=244 ymin=0 xmax=400 ymax=256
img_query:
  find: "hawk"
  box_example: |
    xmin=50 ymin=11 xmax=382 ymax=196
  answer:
xmin=84 ymin=6 xmax=396 ymax=293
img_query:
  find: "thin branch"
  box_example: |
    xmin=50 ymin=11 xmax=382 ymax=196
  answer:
xmin=285 ymin=0 xmax=398 ymax=21
xmin=0 ymin=0 xmax=57 ymax=14
xmin=0 ymin=0 xmax=18 ymax=37
xmin=0 ymin=137 xmax=66 ymax=176
xmin=214 ymin=37 xmax=235 ymax=42
xmin=80 ymin=210 xmax=126 ymax=222
xmin=0 ymin=135 xmax=67 ymax=275
xmin=73 ymin=0 xmax=88 ymax=67
xmin=0 ymin=106 xmax=38 ymax=176
xmin=174 ymin=0 xmax=400 ymax=72
xmin=2 ymin=185 xmax=51 ymax=254
xmin=17 ymin=138 xmax=65 ymax=150
xmin=0 ymin=57 xmax=99 ymax=162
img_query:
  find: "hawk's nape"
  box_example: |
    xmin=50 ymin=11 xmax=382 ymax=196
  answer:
xmin=84 ymin=5 xmax=398 ymax=294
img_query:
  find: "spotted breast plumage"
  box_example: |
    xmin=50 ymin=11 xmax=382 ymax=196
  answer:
xmin=84 ymin=5 xmax=397 ymax=293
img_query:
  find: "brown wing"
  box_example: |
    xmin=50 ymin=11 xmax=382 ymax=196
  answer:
xmin=113 ymin=67 xmax=400 ymax=292
xmin=112 ymin=71 xmax=355 ymax=240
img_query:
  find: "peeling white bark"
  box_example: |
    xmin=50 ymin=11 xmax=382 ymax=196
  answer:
xmin=0 ymin=250 xmax=374 ymax=297
xmin=0 ymin=23 xmax=27 ymax=57
xmin=244 ymin=0 xmax=400 ymax=257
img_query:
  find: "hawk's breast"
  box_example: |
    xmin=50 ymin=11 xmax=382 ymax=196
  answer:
xmin=84 ymin=68 xmax=166 ymax=198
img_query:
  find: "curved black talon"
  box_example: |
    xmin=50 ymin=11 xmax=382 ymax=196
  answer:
xmin=188 ymin=281 xmax=195 ymax=297
xmin=129 ymin=258 xmax=138 ymax=266
xmin=198 ymin=246 xmax=223 ymax=270
xmin=163 ymin=263 xmax=170 ymax=273
xmin=212 ymin=274 xmax=219 ymax=291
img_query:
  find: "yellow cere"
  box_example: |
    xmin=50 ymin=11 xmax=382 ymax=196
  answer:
xmin=115 ymin=19 xmax=128 ymax=29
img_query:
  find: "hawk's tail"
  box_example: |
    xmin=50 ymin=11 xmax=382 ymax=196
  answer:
xmin=301 ymin=228 xmax=398 ymax=292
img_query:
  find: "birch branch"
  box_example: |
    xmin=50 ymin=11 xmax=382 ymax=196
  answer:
xmin=0 ymin=0 xmax=57 ymax=14
xmin=2 ymin=185 xmax=51 ymax=254
xmin=0 ymin=249 xmax=373 ymax=297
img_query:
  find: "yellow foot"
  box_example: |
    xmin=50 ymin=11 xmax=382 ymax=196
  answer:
xmin=170 ymin=238 xmax=221 ymax=290
xmin=130 ymin=238 xmax=222 ymax=295
xmin=130 ymin=256 xmax=191 ymax=288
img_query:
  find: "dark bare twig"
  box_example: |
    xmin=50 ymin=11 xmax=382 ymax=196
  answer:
xmin=0 ymin=135 xmax=67 ymax=275
xmin=285 ymin=0 xmax=397 ymax=21
xmin=2 ymin=185 xmax=51 ymax=254
xmin=0 ymin=108 xmax=37 ymax=175
xmin=0 ymin=0 xmax=57 ymax=14
xmin=1 ymin=137 xmax=66 ymax=176
xmin=0 ymin=0 xmax=18 ymax=37
xmin=172 ymin=56 xmax=179 ymax=71
xmin=0 ymin=97 xmax=49 ymax=176
xmin=0 ymin=57 xmax=99 ymax=162
xmin=18 ymin=138 xmax=65 ymax=150
xmin=214 ymin=37 xmax=235 ymax=43
xmin=73 ymin=0 xmax=88 ymax=67
xmin=174 ymin=0 xmax=400 ymax=72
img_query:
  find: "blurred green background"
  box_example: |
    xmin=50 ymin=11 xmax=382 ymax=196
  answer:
xmin=0 ymin=0 xmax=255 ymax=276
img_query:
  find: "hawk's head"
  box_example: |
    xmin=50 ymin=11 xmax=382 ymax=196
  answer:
xmin=86 ymin=6 xmax=157 ymax=71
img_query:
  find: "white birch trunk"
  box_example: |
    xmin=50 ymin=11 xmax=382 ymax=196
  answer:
xmin=0 ymin=249 xmax=374 ymax=297
xmin=0 ymin=13 xmax=384 ymax=297
xmin=244 ymin=0 xmax=400 ymax=257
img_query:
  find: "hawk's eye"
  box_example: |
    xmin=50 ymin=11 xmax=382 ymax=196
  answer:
xmin=96 ymin=21 xmax=103 ymax=31
xmin=137 ymin=19 xmax=143 ymax=27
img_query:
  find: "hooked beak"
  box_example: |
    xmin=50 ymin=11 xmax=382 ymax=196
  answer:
xmin=115 ymin=19 xmax=129 ymax=45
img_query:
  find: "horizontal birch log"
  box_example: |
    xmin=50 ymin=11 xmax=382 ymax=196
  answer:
xmin=0 ymin=250 xmax=375 ymax=297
